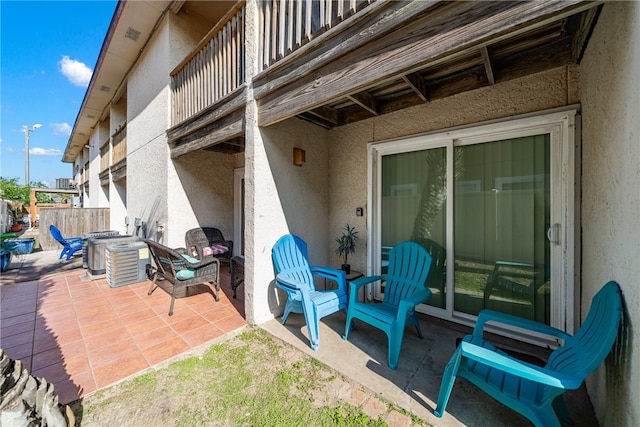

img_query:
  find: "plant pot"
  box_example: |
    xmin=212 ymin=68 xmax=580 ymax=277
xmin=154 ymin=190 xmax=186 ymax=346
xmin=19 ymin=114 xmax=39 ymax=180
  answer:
xmin=10 ymin=224 xmax=23 ymax=232
xmin=341 ymin=264 xmax=351 ymax=274
xmin=0 ymin=251 xmax=11 ymax=272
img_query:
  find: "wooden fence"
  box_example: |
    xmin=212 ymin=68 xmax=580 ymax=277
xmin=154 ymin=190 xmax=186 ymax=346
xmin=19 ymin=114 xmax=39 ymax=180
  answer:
xmin=39 ymin=208 xmax=110 ymax=251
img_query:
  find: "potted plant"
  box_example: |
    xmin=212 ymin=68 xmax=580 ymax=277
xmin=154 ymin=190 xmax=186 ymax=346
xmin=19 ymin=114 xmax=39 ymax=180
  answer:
xmin=335 ymin=224 xmax=359 ymax=274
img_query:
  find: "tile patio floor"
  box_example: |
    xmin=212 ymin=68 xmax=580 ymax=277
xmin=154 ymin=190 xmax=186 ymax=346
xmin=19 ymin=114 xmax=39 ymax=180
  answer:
xmin=0 ymin=251 xmax=246 ymax=405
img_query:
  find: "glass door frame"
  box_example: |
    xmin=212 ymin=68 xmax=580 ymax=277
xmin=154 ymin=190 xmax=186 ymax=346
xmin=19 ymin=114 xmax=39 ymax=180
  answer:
xmin=367 ymin=108 xmax=579 ymax=340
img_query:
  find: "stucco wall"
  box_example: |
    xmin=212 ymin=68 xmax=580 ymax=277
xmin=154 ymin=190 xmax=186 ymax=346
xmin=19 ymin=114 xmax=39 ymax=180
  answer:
xmin=328 ymin=66 xmax=580 ymax=271
xmin=246 ymin=116 xmax=331 ymax=324
xmin=580 ymin=2 xmax=639 ymax=426
xmin=125 ymin=11 xmax=214 ymax=246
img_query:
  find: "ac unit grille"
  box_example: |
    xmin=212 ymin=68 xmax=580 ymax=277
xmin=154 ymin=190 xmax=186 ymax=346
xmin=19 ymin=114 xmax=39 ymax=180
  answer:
xmin=106 ymin=242 xmax=150 ymax=288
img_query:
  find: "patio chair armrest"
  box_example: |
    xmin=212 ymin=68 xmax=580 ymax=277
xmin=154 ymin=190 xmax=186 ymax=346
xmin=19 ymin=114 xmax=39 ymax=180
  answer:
xmin=67 ymin=237 xmax=83 ymax=244
xmin=398 ymin=289 xmax=432 ymax=314
xmin=473 ymin=310 xmax=572 ymax=342
xmin=459 ymin=341 xmax=581 ymax=389
xmin=346 ymin=275 xmax=383 ymax=303
xmin=186 ymin=255 xmax=220 ymax=270
xmin=276 ymin=272 xmax=312 ymax=294
xmin=310 ymin=266 xmax=346 ymax=285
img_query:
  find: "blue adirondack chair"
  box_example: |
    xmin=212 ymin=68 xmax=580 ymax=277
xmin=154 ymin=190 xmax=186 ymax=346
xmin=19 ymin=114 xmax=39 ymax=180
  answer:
xmin=272 ymin=234 xmax=348 ymax=350
xmin=50 ymin=225 xmax=83 ymax=260
xmin=435 ymin=281 xmax=622 ymax=427
xmin=343 ymin=241 xmax=432 ymax=369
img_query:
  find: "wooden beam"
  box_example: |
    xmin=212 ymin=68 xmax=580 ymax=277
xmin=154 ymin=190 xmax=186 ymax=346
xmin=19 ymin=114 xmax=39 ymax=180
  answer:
xmin=340 ymin=39 xmax=573 ymax=125
xmin=402 ymin=72 xmax=429 ymax=102
xmin=347 ymin=91 xmax=379 ymax=115
xmin=480 ymin=46 xmax=495 ymax=85
xmin=307 ymin=105 xmax=341 ymax=126
xmin=170 ymin=109 xmax=245 ymax=158
xmin=257 ymin=0 xmax=601 ymax=127
xmin=570 ymin=6 xmax=602 ymax=63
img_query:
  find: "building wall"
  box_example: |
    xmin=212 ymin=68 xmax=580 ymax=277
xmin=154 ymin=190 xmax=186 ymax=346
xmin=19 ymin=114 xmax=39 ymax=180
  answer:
xmin=247 ymin=117 xmax=331 ymax=324
xmin=327 ymin=66 xmax=580 ymax=271
xmin=125 ymin=11 xmax=211 ymax=246
xmin=580 ymin=2 xmax=639 ymax=426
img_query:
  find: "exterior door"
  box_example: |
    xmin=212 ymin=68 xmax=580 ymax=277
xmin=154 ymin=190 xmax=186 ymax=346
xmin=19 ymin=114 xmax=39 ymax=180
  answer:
xmin=368 ymin=110 xmax=578 ymax=337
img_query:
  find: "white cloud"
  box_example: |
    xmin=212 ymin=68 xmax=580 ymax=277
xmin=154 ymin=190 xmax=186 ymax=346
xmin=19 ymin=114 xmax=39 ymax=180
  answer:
xmin=30 ymin=147 xmax=62 ymax=156
xmin=6 ymin=147 xmax=16 ymax=153
xmin=53 ymin=122 xmax=72 ymax=136
xmin=58 ymin=56 xmax=92 ymax=87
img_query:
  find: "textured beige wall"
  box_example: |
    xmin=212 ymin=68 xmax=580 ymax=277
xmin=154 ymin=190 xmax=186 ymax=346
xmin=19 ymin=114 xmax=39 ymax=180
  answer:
xmin=580 ymin=2 xmax=639 ymax=426
xmin=328 ymin=66 xmax=580 ymax=270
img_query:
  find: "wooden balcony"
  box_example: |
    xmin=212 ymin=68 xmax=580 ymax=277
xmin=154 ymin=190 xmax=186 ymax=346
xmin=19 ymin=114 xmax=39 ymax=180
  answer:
xmin=99 ymin=140 xmax=110 ymax=174
xmin=169 ymin=0 xmax=602 ymax=154
xmin=111 ymin=124 xmax=127 ymax=182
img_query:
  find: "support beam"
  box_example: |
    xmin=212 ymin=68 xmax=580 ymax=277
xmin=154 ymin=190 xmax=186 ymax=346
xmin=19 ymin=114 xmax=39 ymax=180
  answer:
xmin=347 ymin=91 xmax=379 ymax=115
xmin=402 ymin=72 xmax=430 ymax=102
xmin=480 ymin=46 xmax=495 ymax=85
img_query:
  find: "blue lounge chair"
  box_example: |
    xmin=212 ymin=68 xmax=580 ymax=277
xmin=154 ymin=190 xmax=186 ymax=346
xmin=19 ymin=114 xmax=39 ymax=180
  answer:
xmin=272 ymin=234 xmax=348 ymax=351
xmin=343 ymin=241 xmax=432 ymax=369
xmin=435 ymin=281 xmax=622 ymax=427
xmin=49 ymin=225 xmax=83 ymax=260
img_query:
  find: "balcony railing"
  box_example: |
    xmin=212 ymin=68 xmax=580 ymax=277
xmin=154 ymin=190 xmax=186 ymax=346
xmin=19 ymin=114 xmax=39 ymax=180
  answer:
xmin=170 ymin=2 xmax=246 ymax=126
xmin=112 ymin=124 xmax=127 ymax=166
xmin=100 ymin=140 xmax=110 ymax=173
xmin=258 ymin=0 xmax=375 ymax=72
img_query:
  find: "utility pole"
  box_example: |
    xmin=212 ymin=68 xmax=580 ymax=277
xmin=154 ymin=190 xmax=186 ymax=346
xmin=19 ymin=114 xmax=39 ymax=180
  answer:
xmin=23 ymin=123 xmax=42 ymax=186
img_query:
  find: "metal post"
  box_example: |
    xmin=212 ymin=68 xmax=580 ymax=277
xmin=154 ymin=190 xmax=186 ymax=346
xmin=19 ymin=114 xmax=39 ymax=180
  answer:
xmin=23 ymin=126 xmax=29 ymax=186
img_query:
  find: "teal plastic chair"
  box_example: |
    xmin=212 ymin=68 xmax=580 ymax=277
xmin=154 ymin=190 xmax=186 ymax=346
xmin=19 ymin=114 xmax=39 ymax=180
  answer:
xmin=435 ymin=281 xmax=622 ymax=427
xmin=343 ymin=241 xmax=432 ymax=369
xmin=49 ymin=225 xmax=83 ymax=260
xmin=272 ymin=234 xmax=348 ymax=351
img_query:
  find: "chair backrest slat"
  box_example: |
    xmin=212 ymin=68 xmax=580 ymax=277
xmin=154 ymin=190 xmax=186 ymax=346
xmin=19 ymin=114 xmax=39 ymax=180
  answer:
xmin=383 ymin=241 xmax=432 ymax=306
xmin=547 ymin=281 xmax=621 ymax=378
xmin=272 ymin=234 xmax=314 ymax=287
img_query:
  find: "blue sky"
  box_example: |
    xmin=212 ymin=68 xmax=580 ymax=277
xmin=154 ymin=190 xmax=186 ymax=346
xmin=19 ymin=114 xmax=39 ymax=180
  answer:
xmin=1 ymin=0 xmax=117 ymax=187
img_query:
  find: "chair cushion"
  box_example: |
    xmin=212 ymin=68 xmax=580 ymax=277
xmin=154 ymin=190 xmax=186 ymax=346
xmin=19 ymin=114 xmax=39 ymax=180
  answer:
xmin=202 ymin=244 xmax=229 ymax=257
xmin=174 ymin=254 xmax=198 ymax=280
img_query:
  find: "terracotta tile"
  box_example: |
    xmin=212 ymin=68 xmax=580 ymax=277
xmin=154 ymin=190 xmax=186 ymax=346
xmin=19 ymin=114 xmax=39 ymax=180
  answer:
xmin=0 ymin=312 xmax=36 ymax=328
xmin=80 ymin=321 xmax=127 ymax=341
xmin=75 ymin=306 xmax=116 ymax=326
xmin=32 ymin=347 xmax=65 ymax=371
xmin=79 ymin=317 xmax=125 ymax=337
xmin=0 ymin=330 xmax=34 ymax=349
xmin=6 ymin=339 xmax=33 ymax=360
xmin=213 ymin=314 xmax=247 ymax=333
xmin=181 ymin=323 xmax=224 ymax=348
xmin=125 ymin=315 xmax=167 ymax=336
xmin=1 ymin=318 xmax=35 ymax=338
xmin=62 ymin=351 xmax=91 ymax=374
xmin=32 ymin=361 xmax=72 ymax=385
xmin=37 ymin=317 xmax=80 ymax=335
xmin=141 ymin=335 xmax=190 ymax=366
xmin=56 ymin=369 xmax=96 ymax=404
xmin=87 ymin=337 xmax=136 ymax=368
xmin=92 ymin=351 xmax=149 ymax=389
xmin=2 ymin=293 xmax=39 ymax=307
xmin=169 ymin=314 xmax=209 ymax=336
xmin=117 ymin=306 xmax=158 ymax=324
xmin=133 ymin=325 xmax=178 ymax=351
xmin=0 ymin=302 xmax=36 ymax=319
xmin=32 ymin=334 xmax=60 ymax=354
xmin=200 ymin=305 xmax=238 ymax=323
xmin=83 ymin=328 xmax=129 ymax=354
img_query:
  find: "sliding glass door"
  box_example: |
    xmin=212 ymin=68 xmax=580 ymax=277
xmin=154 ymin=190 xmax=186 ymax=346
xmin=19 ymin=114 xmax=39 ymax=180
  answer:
xmin=369 ymin=110 xmax=577 ymax=334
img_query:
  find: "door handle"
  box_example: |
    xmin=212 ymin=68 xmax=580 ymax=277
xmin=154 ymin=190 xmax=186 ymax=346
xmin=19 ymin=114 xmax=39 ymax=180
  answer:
xmin=547 ymin=223 xmax=560 ymax=245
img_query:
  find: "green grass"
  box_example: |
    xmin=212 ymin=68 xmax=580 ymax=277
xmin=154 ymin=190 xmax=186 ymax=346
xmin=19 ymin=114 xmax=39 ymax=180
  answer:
xmin=73 ymin=328 xmax=416 ymax=426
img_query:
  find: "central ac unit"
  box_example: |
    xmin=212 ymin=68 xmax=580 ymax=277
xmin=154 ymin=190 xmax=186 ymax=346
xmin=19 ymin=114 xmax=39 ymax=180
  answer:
xmin=86 ymin=235 xmax=140 ymax=277
xmin=105 ymin=241 xmax=150 ymax=288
